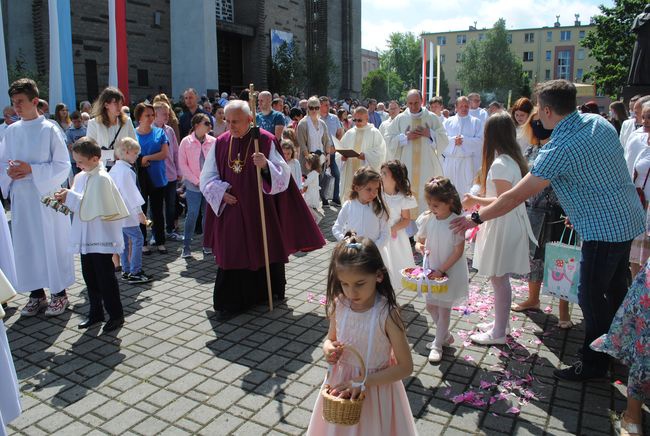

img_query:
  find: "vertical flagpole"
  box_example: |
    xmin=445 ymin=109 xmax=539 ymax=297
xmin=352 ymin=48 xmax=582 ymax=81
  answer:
xmin=421 ymin=38 xmax=427 ymax=105
xmin=436 ymin=45 xmax=441 ymax=97
xmin=248 ymin=84 xmax=274 ymax=312
xmin=48 ymin=0 xmax=62 ymax=108
xmin=0 ymin=0 xmax=9 ymax=109
xmin=428 ymin=41 xmax=434 ymax=102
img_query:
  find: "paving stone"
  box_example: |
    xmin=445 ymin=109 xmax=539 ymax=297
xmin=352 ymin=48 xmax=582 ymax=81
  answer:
xmin=198 ymin=413 xmax=244 ymax=435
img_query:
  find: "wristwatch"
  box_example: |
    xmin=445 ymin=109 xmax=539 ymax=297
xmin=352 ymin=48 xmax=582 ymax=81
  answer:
xmin=470 ymin=211 xmax=483 ymax=225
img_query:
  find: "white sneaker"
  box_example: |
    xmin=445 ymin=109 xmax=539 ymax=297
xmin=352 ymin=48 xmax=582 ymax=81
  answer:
xmin=426 ymin=334 xmax=455 ymax=349
xmin=428 ymin=346 xmax=443 ymax=363
xmin=44 ymin=294 xmax=69 ymax=316
xmin=20 ymin=297 xmax=48 ymax=317
xmin=470 ymin=331 xmax=506 ymax=345
xmin=476 ymin=321 xmax=510 ymax=335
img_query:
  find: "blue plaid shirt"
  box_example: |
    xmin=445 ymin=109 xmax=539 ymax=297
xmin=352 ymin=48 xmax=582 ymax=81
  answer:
xmin=531 ymin=111 xmax=645 ymax=242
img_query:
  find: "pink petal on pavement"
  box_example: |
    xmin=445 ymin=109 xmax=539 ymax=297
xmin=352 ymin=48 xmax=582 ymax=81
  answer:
xmin=543 ymin=306 xmax=552 ymax=313
xmin=506 ymin=406 xmax=521 ymax=415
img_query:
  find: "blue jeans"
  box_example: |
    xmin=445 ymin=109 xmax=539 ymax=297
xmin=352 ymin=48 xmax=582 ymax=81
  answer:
xmin=184 ymin=189 xmax=206 ymax=250
xmin=121 ymin=225 xmax=144 ymax=274
xmin=164 ymin=180 xmax=178 ymax=233
xmin=578 ymin=239 xmax=632 ymax=370
xmin=329 ymin=152 xmax=340 ymax=202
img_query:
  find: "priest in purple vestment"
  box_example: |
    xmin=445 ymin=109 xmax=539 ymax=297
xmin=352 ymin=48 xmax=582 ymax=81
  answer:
xmin=200 ymin=100 xmax=326 ymax=320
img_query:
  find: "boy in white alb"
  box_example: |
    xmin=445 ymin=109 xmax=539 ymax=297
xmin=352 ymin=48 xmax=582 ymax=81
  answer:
xmin=0 ymin=78 xmax=75 ymax=317
xmin=55 ymin=137 xmax=130 ymax=333
xmin=109 ymin=138 xmax=151 ymax=283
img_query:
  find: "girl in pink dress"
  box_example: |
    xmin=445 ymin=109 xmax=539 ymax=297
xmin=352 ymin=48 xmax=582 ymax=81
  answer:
xmin=307 ymin=234 xmax=418 ymax=435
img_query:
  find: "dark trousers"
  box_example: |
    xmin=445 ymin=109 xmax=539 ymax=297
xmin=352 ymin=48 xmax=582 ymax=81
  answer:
xmin=578 ymin=240 xmax=632 ymax=370
xmin=81 ymin=253 xmax=123 ymax=320
xmin=139 ymin=173 xmax=165 ymax=246
xmin=163 ymin=180 xmax=177 ymax=233
xmin=329 ymin=152 xmax=340 ymax=202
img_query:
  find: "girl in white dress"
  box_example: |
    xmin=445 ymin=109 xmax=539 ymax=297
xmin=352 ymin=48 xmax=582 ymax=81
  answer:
xmin=462 ymin=113 xmax=535 ymax=345
xmin=332 ymin=167 xmax=390 ymax=251
xmin=380 ymin=160 xmax=417 ymax=287
xmin=415 ymin=177 xmax=469 ymax=362
xmin=302 ymin=153 xmax=323 ymax=224
xmin=281 ymin=139 xmax=303 ymax=190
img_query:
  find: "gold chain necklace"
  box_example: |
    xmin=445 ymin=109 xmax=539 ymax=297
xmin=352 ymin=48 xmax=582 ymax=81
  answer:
xmin=228 ymin=134 xmax=252 ymax=174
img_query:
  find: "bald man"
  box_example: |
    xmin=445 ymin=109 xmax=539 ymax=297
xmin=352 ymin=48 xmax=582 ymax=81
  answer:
xmin=256 ymin=90 xmax=284 ymax=140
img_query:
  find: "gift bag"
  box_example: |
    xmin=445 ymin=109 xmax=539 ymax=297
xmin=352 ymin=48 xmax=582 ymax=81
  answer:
xmin=542 ymin=228 xmax=580 ymax=304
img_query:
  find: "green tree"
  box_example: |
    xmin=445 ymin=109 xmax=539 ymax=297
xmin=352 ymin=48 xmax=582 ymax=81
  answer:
xmin=8 ymin=51 xmax=49 ymax=101
xmin=269 ymin=41 xmax=305 ymax=96
xmin=582 ymin=0 xmax=646 ymax=97
xmin=379 ymin=32 xmax=421 ymax=89
xmin=306 ymin=49 xmax=336 ymax=96
xmin=457 ymin=19 xmax=526 ymax=103
xmin=361 ymin=69 xmax=404 ymax=101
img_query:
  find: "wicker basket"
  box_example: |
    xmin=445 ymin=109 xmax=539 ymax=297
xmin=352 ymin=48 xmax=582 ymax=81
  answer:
xmin=400 ymin=267 xmax=449 ymax=294
xmin=321 ymin=345 xmax=366 ymax=425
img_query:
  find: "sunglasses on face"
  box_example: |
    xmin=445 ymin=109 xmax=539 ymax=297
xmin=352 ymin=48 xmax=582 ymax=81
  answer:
xmin=308 ymin=106 xmax=319 ymax=111
xmin=352 ymin=118 xmax=363 ymax=122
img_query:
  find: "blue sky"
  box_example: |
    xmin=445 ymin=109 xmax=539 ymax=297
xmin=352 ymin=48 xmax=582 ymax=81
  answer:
xmin=361 ymin=0 xmax=615 ymax=51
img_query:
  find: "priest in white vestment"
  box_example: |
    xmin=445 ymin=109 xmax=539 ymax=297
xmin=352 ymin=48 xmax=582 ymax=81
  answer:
xmin=0 ymin=79 xmax=75 ymax=317
xmin=337 ymin=107 xmax=386 ymax=199
xmin=378 ymin=100 xmax=400 ymax=138
xmin=443 ymin=96 xmax=484 ymax=196
xmin=385 ymin=89 xmax=448 ymax=214
xmin=468 ymin=92 xmax=488 ymax=127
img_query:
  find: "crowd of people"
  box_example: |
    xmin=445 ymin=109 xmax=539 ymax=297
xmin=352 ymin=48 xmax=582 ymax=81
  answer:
xmin=0 ymin=77 xmax=648 ymax=435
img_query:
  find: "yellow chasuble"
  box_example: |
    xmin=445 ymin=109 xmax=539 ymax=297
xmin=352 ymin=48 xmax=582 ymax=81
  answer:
xmin=79 ymin=166 xmax=130 ymax=222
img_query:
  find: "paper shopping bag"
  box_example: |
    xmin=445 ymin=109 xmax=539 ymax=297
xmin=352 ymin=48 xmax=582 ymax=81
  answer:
xmin=542 ymin=229 xmax=580 ymax=304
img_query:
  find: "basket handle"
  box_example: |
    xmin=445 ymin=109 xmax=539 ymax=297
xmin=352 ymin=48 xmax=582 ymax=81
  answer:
xmin=343 ymin=345 xmax=367 ymax=389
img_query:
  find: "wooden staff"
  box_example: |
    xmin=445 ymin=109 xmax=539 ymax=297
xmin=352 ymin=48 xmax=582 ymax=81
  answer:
xmin=249 ymin=84 xmax=274 ymax=312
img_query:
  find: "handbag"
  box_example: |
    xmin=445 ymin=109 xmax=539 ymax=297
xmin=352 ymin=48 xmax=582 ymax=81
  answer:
xmin=634 ymin=168 xmax=650 ymax=208
xmin=319 ymin=162 xmax=335 ymax=200
xmin=542 ymin=227 xmax=581 ymax=303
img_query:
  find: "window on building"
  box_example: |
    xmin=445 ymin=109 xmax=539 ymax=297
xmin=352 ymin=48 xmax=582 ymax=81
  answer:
xmin=437 ymin=36 xmax=446 ymax=46
xmin=546 ymin=31 xmax=552 ymax=42
xmin=456 ymin=34 xmax=466 ymax=45
xmin=507 ymin=33 xmax=512 ymax=44
xmin=478 ymin=33 xmax=485 ymax=41
xmin=557 ymin=50 xmax=571 ymax=80
xmin=576 ymin=68 xmax=584 ymax=81
xmin=524 ymin=32 xmax=534 ymax=43
xmin=560 ymin=30 xmax=571 ymax=41
xmin=545 ymin=69 xmax=551 ymax=80
xmin=363 ymin=61 xmax=367 ymax=73
xmin=137 ymin=69 xmax=149 ymax=87
xmin=545 ymin=50 xmax=552 ymax=61
xmin=523 ymin=51 xmax=534 ymax=62
xmin=216 ymin=0 xmax=234 ymax=22
xmin=456 ymin=52 xmax=462 ymax=63
xmin=153 ymin=11 xmax=162 ymax=27
xmin=577 ymin=49 xmax=585 ymax=60
xmin=579 ymin=30 xmax=586 ymax=39
xmin=524 ymin=70 xmax=533 ymax=80
xmin=85 ymin=59 xmax=98 ymax=101
xmin=440 ymin=54 xmax=446 ymax=64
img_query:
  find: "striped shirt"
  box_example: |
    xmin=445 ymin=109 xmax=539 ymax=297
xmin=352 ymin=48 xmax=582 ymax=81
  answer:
xmin=531 ymin=111 xmax=644 ymax=242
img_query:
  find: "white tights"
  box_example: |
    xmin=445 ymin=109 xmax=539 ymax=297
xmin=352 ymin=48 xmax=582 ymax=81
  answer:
xmin=490 ymin=274 xmax=512 ymax=338
xmin=426 ymin=303 xmax=452 ymax=349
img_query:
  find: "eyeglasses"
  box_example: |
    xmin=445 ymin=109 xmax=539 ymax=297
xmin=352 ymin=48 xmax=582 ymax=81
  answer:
xmin=352 ymin=118 xmax=363 ymax=122
xmin=308 ymin=106 xmax=319 ymax=111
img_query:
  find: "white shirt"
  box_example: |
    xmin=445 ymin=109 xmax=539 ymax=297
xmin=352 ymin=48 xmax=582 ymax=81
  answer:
xmin=332 ymin=199 xmax=389 ymax=249
xmin=108 ymin=160 xmax=145 ymax=228
xmin=468 ymin=107 xmax=488 ymax=126
xmin=303 ymin=170 xmax=321 ymax=208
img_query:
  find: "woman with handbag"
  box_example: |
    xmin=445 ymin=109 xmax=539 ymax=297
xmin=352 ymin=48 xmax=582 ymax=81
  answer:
xmin=296 ymin=97 xmax=332 ymax=204
xmin=630 ymin=105 xmax=650 ymax=277
xmin=511 ymin=108 xmax=573 ymax=329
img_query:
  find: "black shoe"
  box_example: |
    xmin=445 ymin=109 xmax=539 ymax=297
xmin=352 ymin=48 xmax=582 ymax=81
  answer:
xmin=142 ymin=246 xmax=152 ymax=256
xmin=214 ymin=309 xmax=235 ymax=322
xmin=78 ymin=317 xmax=104 ymax=329
xmin=553 ymin=361 xmax=607 ymax=382
xmin=121 ymin=272 xmax=130 ymax=280
xmin=322 ymin=199 xmax=329 ymax=206
xmin=331 ymin=199 xmax=341 ymax=206
xmin=128 ymin=271 xmax=152 ymax=284
xmin=102 ymin=317 xmax=124 ymax=333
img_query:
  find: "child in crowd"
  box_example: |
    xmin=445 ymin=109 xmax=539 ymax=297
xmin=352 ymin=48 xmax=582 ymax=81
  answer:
xmin=415 ymin=177 xmax=469 ymax=363
xmin=462 ymin=113 xmax=534 ymax=345
xmin=306 ymin=235 xmax=417 ymax=435
xmin=66 ymin=111 xmax=87 ymax=176
xmin=55 ymin=137 xmax=129 ymax=333
xmin=380 ymin=160 xmax=417 ymax=287
xmin=302 ymin=153 xmax=323 ymax=224
xmin=332 ymin=166 xmax=389 ymax=250
xmin=109 ymin=138 xmax=151 ymax=283
xmin=282 ymin=139 xmax=302 ymax=190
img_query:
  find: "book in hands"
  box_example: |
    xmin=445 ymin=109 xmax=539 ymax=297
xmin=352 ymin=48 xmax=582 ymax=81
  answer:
xmin=336 ymin=149 xmax=361 ymax=158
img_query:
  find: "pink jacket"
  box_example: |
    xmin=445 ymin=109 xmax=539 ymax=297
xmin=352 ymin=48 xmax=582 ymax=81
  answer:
xmin=178 ymin=132 xmax=216 ymax=187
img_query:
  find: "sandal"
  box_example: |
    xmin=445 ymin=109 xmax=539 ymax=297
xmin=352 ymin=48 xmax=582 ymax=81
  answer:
xmin=558 ymin=320 xmax=574 ymax=329
xmin=619 ymin=412 xmax=642 ymax=436
xmin=511 ymin=302 xmax=540 ymax=312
